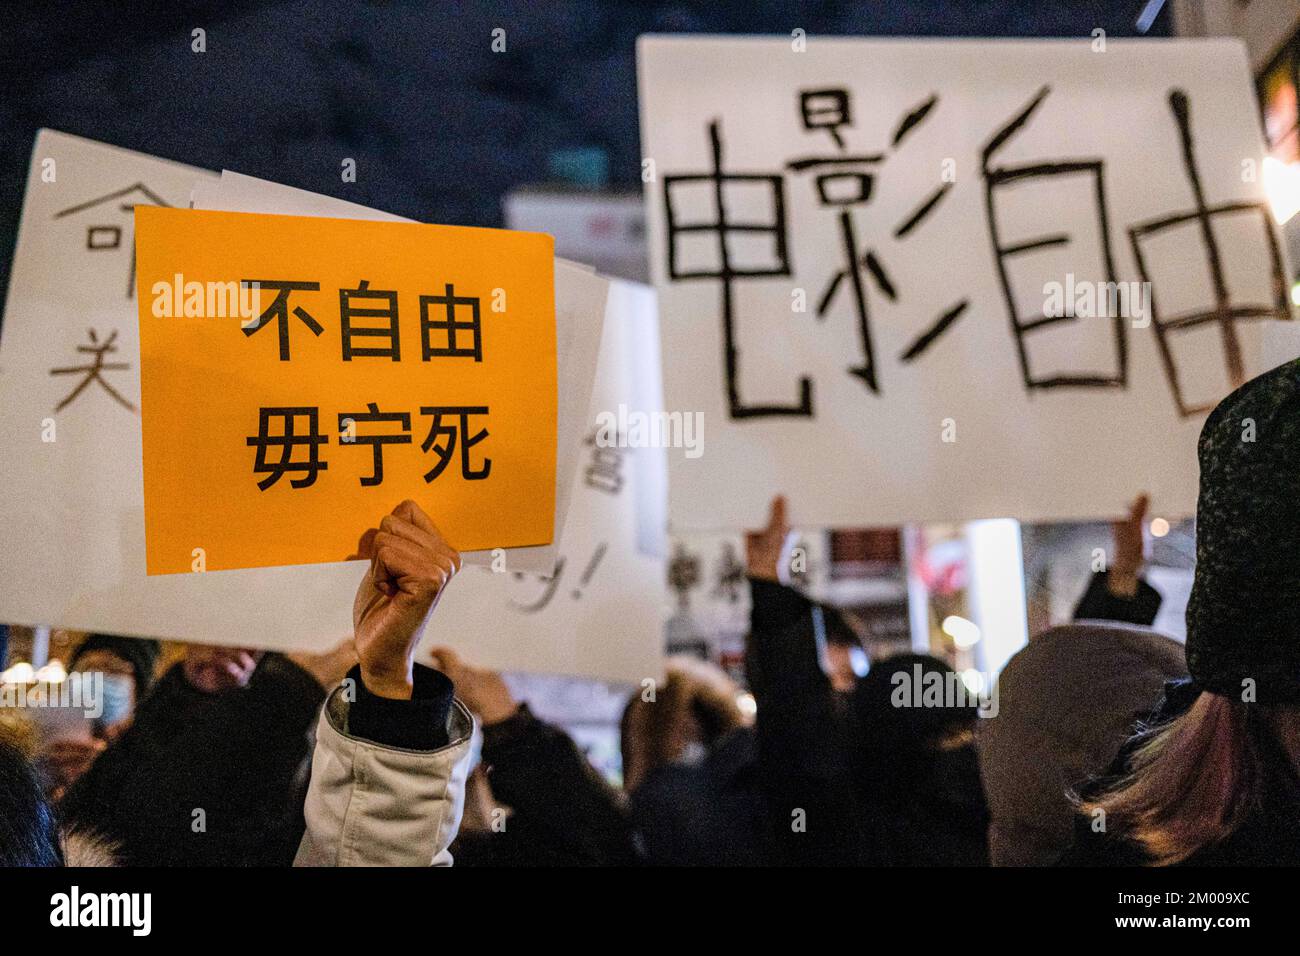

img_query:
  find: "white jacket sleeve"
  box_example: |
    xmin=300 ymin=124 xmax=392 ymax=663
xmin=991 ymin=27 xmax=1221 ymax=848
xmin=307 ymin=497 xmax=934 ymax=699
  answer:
xmin=294 ymin=683 xmax=476 ymax=867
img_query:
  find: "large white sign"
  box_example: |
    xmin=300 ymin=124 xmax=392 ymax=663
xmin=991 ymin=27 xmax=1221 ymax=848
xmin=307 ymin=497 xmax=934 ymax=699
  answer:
xmin=0 ymin=130 xmax=359 ymax=649
xmin=639 ymin=37 xmax=1299 ymax=531
xmin=422 ymin=280 xmax=667 ymax=683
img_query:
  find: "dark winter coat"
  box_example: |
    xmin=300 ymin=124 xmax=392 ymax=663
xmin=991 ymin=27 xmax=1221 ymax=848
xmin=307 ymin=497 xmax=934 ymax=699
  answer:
xmin=451 ymin=704 xmax=638 ymax=866
xmin=60 ymin=654 xmax=324 ymax=866
xmin=630 ymin=726 xmax=770 ymax=866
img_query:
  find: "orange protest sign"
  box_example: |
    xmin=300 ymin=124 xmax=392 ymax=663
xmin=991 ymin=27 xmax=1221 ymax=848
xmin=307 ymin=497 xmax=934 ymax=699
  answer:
xmin=135 ymin=207 xmax=556 ymax=575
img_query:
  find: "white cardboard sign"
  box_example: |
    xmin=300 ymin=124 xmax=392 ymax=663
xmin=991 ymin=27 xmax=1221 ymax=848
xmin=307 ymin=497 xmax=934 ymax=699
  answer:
xmin=421 ymin=280 xmax=668 ymax=683
xmin=639 ymin=37 xmax=1300 ymax=531
xmin=0 ymin=130 xmax=356 ymax=649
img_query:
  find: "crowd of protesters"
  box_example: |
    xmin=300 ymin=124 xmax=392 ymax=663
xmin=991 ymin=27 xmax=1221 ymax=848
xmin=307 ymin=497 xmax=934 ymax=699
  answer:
xmin=3 ymin=357 xmax=1300 ymax=867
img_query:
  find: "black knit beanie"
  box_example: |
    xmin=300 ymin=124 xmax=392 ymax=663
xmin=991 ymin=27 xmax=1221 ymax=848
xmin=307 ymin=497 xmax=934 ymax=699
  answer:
xmin=68 ymin=633 xmax=161 ymax=698
xmin=1186 ymin=357 xmax=1300 ymax=704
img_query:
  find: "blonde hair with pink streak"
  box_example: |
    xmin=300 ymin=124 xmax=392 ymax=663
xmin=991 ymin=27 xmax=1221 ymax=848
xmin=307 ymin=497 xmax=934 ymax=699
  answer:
xmin=1081 ymin=692 xmax=1300 ymax=865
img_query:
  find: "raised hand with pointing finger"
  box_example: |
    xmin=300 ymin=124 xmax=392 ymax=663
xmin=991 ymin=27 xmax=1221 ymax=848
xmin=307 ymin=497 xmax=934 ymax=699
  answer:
xmin=1107 ymin=493 xmax=1149 ymax=598
xmin=745 ymin=495 xmax=801 ymax=585
xmin=1071 ymin=492 xmax=1162 ymax=627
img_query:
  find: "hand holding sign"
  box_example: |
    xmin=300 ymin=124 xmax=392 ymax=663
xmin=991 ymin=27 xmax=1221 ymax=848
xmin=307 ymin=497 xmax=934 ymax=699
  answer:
xmin=427 ymin=645 xmax=517 ymax=725
xmin=744 ymin=494 xmax=798 ymax=585
xmin=353 ymin=500 xmax=462 ymax=700
xmin=1108 ymin=493 xmax=1150 ymax=598
xmin=286 ymin=640 xmax=359 ymax=692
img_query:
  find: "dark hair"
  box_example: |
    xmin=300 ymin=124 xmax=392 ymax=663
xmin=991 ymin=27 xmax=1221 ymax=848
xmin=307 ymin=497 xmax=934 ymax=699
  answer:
xmin=852 ymin=653 xmax=979 ymax=746
xmin=0 ymin=738 xmax=61 ymax=866
xmin=820 ymin=605 xmax=861 ymax=648
xmin=849 ymin=653 xmax=981 ymax=804
xmin=69 ymin=633 xmax=161 ymax=698
xmin=620 ymin=658 xmax=745 ymax=792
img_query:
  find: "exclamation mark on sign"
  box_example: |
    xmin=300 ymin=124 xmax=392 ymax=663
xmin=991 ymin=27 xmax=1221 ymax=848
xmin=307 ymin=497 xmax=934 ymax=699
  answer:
xmin=570 ymin=542 xmax=608 ymax=599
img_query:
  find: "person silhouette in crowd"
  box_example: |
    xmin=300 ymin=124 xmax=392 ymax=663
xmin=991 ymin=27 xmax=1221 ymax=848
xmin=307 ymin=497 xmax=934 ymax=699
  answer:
xmin=59 ymin=641 xmax=347 ymax=866
xmin=37 ymin=633 xmax=160 ymax=802
xmin=0 ymin=500 xmax=475 ymax=868
xmin=0 ymin=736 xmax=61 ymax=866
xmin=978 ymin=494 xmax=1187 ymax=865
xmin=431 ymin=645 xmax=636 ymax=866
xmin=745 ymin=495 xmax=989 ymax=865
xmin=56 ymin=499 xmax=474 ymax=867
xmin=623 ymin=656 xmax=769 ymax=865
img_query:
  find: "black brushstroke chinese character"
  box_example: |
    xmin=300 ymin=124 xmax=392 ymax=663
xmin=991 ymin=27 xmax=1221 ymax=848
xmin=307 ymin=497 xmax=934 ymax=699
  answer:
xmin=712 ymin=541 xmax=746 ymax=604
xmin=49 ymin=329 xmax=136 ymax=413
xmin=667 ymin=542 xmax=701 ymax=612
xmin=789 ymin=89 xmax=968 ymax=386
xmin=982 ymin=85 xmax=1126 ymax=390
xmin=583 ymin=427 xmax=625 ymax=495
xmin=1128 ymin=89 xmax=1291 ymax=416
xmin=509 ymin=543 xmax=609 ymax=613
xmin=510 ymin=557 xmax=564 ymax=613
xmin=54 ymin=183 xmax=169 ymax=299
xmin=662 ymin=120 xmax=799 ymax=418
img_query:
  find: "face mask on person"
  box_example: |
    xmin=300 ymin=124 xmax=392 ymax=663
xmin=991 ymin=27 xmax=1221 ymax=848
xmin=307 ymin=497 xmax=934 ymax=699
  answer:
xmin=96 ymin=673 xmax=135 ymax=726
